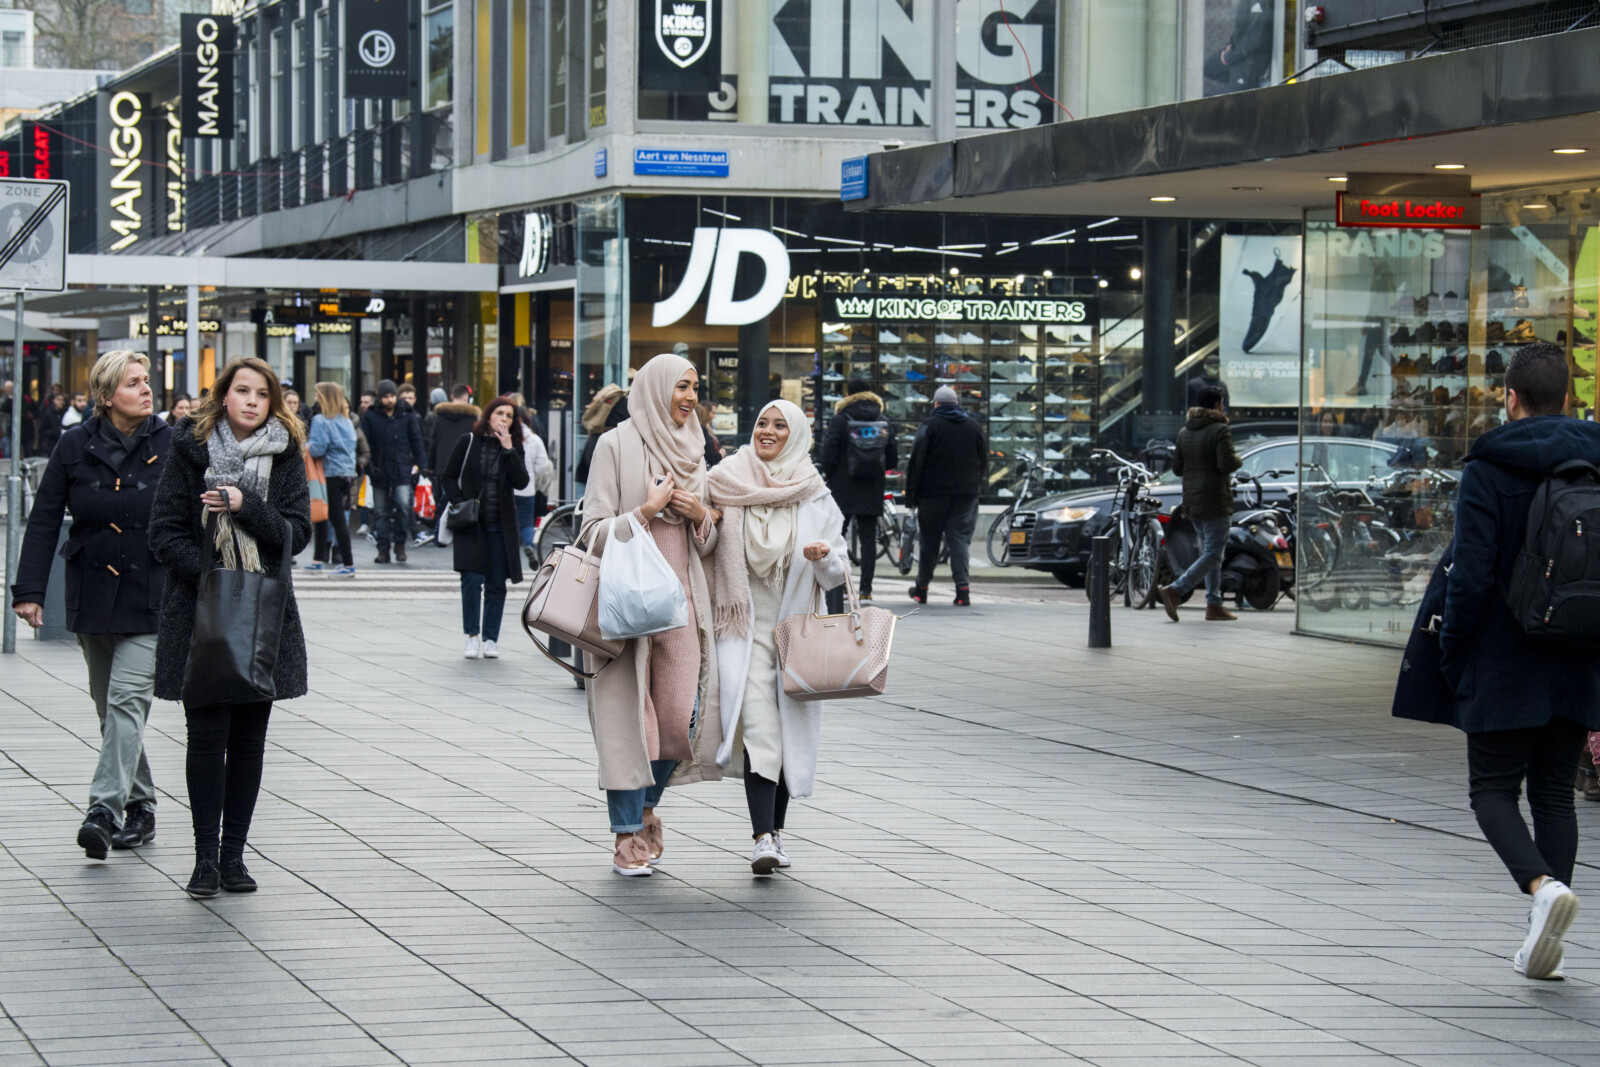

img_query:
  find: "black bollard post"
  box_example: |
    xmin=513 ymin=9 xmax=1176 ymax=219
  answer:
xmin=1088 ymin=535 xmax=1111 ymax=648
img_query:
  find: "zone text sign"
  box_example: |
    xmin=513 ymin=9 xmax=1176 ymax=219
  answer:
xmin=1336 ymin=191 xmax=1481 ymax=229
xmin=0 ymin=178 xmax=68 ymax=292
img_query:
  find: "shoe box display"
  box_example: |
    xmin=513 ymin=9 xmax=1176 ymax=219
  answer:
xmin=1380 ymin=290 xmax=1508 ymax=449
xmin=818 ymin=318 xmax=1100 ymax=498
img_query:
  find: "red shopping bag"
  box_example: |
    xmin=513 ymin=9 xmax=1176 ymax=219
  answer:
xmin=414 ymin=477 xmax=437 ymax=521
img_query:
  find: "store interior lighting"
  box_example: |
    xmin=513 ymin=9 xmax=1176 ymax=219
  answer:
xmin=1129 ymin=267 xmax=1143 ymax=280
xmin=703 ymin=208 xmax=742 ymax=221
xmin=1097 ymin=279 xmax=1109 ymax=288
xmin=1434 ymin=163 xmax=1466 ymax=169
xmin=1085 ymin=216 xmax=1122 ymax=229
xmin=1149 ymin=196 xmax=1176 ymax=203
xmin=1327 ymin=176 xmax=1346 ymax=182
xmin=1554 ymin=148 xmax=1588 ymax=154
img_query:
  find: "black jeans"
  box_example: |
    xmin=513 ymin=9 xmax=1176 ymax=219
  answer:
xmin=313 ymin=475 xmax=354 ymax=566
xmin=1467 ymin=716 xmax=1590 ymax=891
xmin=916 ymin=495 xmax=978 ymax=589
xmin=744 ymin=748 xmax=791 ymax=839
xmin=185 ymin=702 xmax=273 ymax=859
xmin=845 ymin=515 xmax=877 ymax=595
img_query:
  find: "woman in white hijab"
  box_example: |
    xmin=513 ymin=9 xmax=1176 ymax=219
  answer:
xmin=577 ymin=353 xmax=725 ymax=876
xmin=709 ymin=399 xmax=848 ymax=875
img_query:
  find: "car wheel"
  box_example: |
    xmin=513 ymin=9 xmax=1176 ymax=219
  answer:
xmin=1052 ymin=569 xmax=1085 ymax=588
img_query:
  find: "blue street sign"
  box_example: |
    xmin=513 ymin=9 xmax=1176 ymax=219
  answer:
xmin=633 ymin=148 xmax=729 ymax=178
xmin=594 ymin=148 xmax=607 ymax=178
xmin=841 ymin=157 xmax=869 ymax=201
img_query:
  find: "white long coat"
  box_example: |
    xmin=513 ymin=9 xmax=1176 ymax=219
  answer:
xmin=714 ymin=487 xmax=849 ymax=798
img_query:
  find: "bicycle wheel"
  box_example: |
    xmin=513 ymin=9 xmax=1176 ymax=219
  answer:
xmin=897 ymin=513 xmax=918 ymax=575
xmin=987 ymin=509 xmax=1016 ymax=567
xmin=1296 ymin=524 xmax=1340 ymax=613
xmin=1127 ymin=517 xmax=1164 ymax=609
xmin=535 ymin=504 xmax=581 ymax=561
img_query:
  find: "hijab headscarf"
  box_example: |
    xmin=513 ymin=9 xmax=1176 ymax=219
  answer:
xmin=708 ymin=399 xmax=827 ymax=637
xmin=624 ymin=353 xmax=709 ymax=523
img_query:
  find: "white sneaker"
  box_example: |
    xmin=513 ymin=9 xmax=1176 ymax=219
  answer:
xmin=1044 ymin=393 xmax=1068 ymax=404
xmin=935 ymin=331 xmax=959 ymax=345
xmin=1517 ymin=880 xmax=1579 ymax=980
xmin=958 ymin=331 xmax=984 ymax=345
xmin=772 ymin=832 xmax=792 ymax=868
xmin=750 ymin=833 xmax=781 ymax=875
xmin=1514 ymin=946 xmax=1565 ymax=980
xmin=463 ymin=635 xmax=482 ymax=659
xmin=481 ymin=639 xmax=499 ymax=659
xmin=1043 ymin=448 xmax=1066 ymax=460
xmin=878 ymin=329 xmax=901 ymax=344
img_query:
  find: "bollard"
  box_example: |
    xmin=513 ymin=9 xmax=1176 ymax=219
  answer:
xmin=1088 ymin=535 xmax=1111 ymax=648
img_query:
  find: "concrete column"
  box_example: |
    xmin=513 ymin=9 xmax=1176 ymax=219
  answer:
xmin=185 ymin=284 xmax=200 ymax=397
xmin=737 ymin=0 xmax=768 ymax=124
xmin=932 ymin=5 xmax=958 ymax=141
xmin=1141 ymin=219 xmax=1179 ymax=415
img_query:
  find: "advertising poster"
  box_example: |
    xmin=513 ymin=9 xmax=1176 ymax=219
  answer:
xmin=1219 ymin=234 xmax=1302 ymax=408
xmin=1203 ymin=0 xmax=1279 ymax=97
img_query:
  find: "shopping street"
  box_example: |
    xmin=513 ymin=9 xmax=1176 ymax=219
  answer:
xmin=2 ymin=571 xmax=1598 ymax=1067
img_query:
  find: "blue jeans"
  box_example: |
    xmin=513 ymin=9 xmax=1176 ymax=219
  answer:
xmin=607 ymin=760 xmax=677 ymax=833
xmin=461 ymin=522 xmax=509 ymax=641
xmin=372 ymin=482 xmax=415 ymax=549
xmin=514 ymin=496 xmax=540 ymax=548
xmin=1173 ymin=515 xmax=1230 ymax=607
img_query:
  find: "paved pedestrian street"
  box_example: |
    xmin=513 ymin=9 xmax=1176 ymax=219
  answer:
xmin=2 ymin=578 xmax=1598 ymax=1066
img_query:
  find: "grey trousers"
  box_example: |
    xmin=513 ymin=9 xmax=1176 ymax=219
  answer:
xmin=78 ymin=633 xmax=158 ymax=824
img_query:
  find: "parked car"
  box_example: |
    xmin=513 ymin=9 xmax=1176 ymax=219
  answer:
xmin=1004 ymin=436 xmax=1401 ymax=585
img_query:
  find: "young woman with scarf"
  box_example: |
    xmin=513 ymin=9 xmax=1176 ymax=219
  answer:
xmin=577 ymin=353 xmax=724 ymax=876
xmin=150 ymin=357 xmax=311 ymax=898
xmin=709 ymin=400 xmax=848 ymax=874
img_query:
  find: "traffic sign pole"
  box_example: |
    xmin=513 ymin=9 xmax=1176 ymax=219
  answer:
xmin=4 ymin=290 xmax=24 ymax=653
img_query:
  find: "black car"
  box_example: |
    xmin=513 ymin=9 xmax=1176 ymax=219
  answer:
xmin=1004 ymin=436 xmax=1401 ymax=585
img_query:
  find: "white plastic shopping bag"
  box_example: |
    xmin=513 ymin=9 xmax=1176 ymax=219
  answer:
xmin=598 ymin=513 xmax=688 ymax=641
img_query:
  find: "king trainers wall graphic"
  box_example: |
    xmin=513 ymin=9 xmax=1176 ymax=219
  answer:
xmin=1219 ymin=235 xmax=1302 ymax=408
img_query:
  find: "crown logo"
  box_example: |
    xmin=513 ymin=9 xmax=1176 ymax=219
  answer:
xmin=673 ymin=3 xmax=694 ymax=13
xmin=835 ymin=296 xmax=875 ymax=318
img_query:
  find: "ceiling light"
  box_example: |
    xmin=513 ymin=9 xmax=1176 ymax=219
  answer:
xmin=1149 ymin=196 xmax=1176 ymax=203
xmin=1523 ymin=202 xmax=1550 ymax=210
xmin=1232 ymin=186 xmax=1263 ymax=192
xmin=1042 ymin=269 xmax=1053 ymax=278
xmin=1097 ymin=279 xmax=1109 ymax=289
xmin=949 ymin=267 xmax=959 ymax=276
xmin=1014 ymin=274 xmax=1025 ymax=283
xmin=1434 ymin=163 xmax=1466 ymax=170
xmin=1086 ymin=217 xmax=1122 ymax=229
xmin=1554 ymin=148 xmax=1588 ymax=155
xmin=1129 ymin=267 xmax=1143 ymax=280
xmin=1326 ymin=176 xmax=1346 ymax=182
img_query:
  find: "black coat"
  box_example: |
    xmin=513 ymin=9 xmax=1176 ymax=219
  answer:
xmin=148 ymin=420 xmax=312 ymax=704
xmin=10 ymin=416 xmax=171 ymax=635
xmin=423 ymin=401 xmax=480 ymax=476
xmin=905 ymin=409 xmax=986 ymax=503
xmin=1392 ymin=545 xmax=1458 ymax=727
xmin=359 ymin=401 xmax=425 ymax=489
xmin=1172 ymin=407 xmax=1243 ymax=520
xmin=442 ymin=431 xmax=529 ymax=582
xmin=1437 ymin=415 xmax=1600 ymax=733
xmin=820 ymin=392 xmax=898 ymax=516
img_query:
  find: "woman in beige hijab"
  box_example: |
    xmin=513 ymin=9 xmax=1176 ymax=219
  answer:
xmin=576 ymin=353 xmax=724 ymax=875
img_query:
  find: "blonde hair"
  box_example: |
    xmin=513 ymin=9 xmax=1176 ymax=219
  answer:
xmin=314 ymin=381 xmax=349 ymax=419
xmin=89 ymin=349 xmax=151 ymax=407
xmin=191 ymin=357 xmax=307 ymax=449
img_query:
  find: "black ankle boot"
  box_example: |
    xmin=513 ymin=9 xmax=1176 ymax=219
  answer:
xmin=220 ymin=855 xmax=257 ymax=893
xmin=909 ymin=584 xmax=927 ymax=604
xmin=186 ymin=852 xmax=221 ymax=898
xmin=954 ymin=585 xmax=970 ymax=606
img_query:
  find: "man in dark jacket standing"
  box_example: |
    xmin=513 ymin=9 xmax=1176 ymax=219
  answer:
xmin=423 ymin=384 xmax=481 ymax=478
xmin=904 ymin=385 xmax=986 ymax=606
xmin=360 ymin=379 xmax=425 ymax=564
xmin=1159 ymin=386 xmax=1242 ymax=621
xmin=10 ymin=350 xmax=168 ymax=858
xmin=1430 ymin=343 xmax=1598 ymax=980
xmin=820 ymin=379 xmax=897 ymax=601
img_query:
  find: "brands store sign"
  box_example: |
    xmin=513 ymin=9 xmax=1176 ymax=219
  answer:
xmin=180 ymin=15 xmax=236 ymax=139
xmin=345 ymin=0 xmax=411 ymax=98
xmin=824 ymin=294 xmax=1094 ymax=325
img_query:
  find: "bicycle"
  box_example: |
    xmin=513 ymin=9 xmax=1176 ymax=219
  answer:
xmin=845 ymin=492 xmax=916 ymax=575
xmin=533 ymin=498 xmax=584 ymax=563
xmin=985 ymin=449 xmax=1052 ymax=567
xmin=1092 ymin=448 xmax=1166 ymax=609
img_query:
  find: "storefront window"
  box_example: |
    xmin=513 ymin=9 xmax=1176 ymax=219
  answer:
xmin=637 ymin=0 xmax=1058 ymax=129
xmin=573 ymin=192 xmax=627 ymax=476
xmin=588 ymin=0 xmax=607 ymax=127
xmin=548 ymin=0 xmax=567 ymax=136
xmin=425 ymin=1 xmax=454 ymax=111
xmin=1298 ymin=189 xmax=1600 ymax=645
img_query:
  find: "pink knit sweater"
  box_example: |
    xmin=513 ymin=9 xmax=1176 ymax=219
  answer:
xmin=634 ymin=508 xmax=711 ymax=761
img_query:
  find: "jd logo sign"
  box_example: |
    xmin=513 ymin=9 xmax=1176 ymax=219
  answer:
xmin=652 ymin=227 xmax=790 ymax=327
xmin=656 ymin=0 xmax=712 ymax=67
xmin=359 ymin=29 xmax=396 ymax=67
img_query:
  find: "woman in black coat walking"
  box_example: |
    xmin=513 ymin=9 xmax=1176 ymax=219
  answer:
xmin=149 ymin=356 xmax=311 ymax=898
xmin=9 ymin=351 xmax=169 ymax=859
xmin=441 ymin=396 xmax=528 ymax=660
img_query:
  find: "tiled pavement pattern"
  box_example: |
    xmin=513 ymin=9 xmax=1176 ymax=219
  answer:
xmin=1 ymin=584 xmax=1598 ymax=1066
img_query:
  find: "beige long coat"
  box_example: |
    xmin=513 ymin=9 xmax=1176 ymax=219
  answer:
xmin=578 ymin=422 xmax=723 ymax=791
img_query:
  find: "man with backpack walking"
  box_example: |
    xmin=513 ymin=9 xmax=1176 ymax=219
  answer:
xmin=820 ymin=379 xmax=897 ymax=603
xmin=1402 ymin=342 xmax=1600 ymax=980
xmin=904 ymin=385 xmax=986 ymax=606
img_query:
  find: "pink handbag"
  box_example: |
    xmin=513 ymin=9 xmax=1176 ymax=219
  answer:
xmin=774 ymin=572 xmax=898 ymax=702
xmin=521 ymin=539 xmax=625 ymax=680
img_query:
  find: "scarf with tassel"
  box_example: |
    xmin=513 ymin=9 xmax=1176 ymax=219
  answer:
xmin=203 ymin=418 xmax=289 ymax=573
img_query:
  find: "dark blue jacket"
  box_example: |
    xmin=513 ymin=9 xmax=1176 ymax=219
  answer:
xmin=9 ymin=416 xmax=170 ymax=634
xmin=1437 ymin=415 xmax=1600 ymax=733
xmin=359 ymin=401 xmax=425 ymax=489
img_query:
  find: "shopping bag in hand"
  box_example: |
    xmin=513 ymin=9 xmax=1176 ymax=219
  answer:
xmin=597 ymin=513 xmax=688 ymax=641
xmin=414 ymin=477 xmax=437 ymax=521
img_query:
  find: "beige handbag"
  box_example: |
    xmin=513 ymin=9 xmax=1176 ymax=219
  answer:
xmin=774 ymin=572 xmax=898 ymax=702
xmin=521 ymin=539 xmax=625 ymax=680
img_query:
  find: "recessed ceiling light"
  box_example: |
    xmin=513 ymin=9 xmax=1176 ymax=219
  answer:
xmin=1042 ymin=269 xmax=1053 ymax=278
xmin=1097 ymin=279 xmax=1109 ymax=289
xmin=1327 ymin=176 xmax=1347 ymax=182
xmin=1554 ymin=148 xmax=1588 ymax=155
xmin=1129 ymin=267 xmax=1144 ymax=280
xmin=948 ymin=267 xmax=959 ymax=276
xmin=1524 ymin=202 xmax=1551 ymax=209
xmin=1434 ymin=163 xmax=1466 ymax=170
xmin=1149 ymin=196 xmax=1176 ymax=203
xmin=1232 ymin=186 xmax=1263 ymax=192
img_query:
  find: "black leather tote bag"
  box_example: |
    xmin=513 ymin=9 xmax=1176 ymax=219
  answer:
xmin=182 ymin=514 xmax=293 ymax=709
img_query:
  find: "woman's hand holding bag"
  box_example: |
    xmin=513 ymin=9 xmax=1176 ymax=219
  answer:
xmin=597 ymin=512 xmax=688 ymax=641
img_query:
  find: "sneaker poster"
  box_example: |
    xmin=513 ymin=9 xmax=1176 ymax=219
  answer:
xmin=1219 ymin=235 xmax=1303 ymax=408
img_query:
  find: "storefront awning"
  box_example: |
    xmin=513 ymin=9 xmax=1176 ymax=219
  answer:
xmin=855 ymin=26 xmax=1600 ymax=221
xmin=63 ymin=255 xmax=499 ymax=293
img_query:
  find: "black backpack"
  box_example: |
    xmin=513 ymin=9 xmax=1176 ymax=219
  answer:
xmin=845 ymin=416 xmax=891 ymax=479
xmin=1504 ymin=459 xmax=1600 ymax=650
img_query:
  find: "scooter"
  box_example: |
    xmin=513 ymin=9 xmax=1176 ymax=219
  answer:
xmin=1160 ymin=472 xmax=1293 ymax=611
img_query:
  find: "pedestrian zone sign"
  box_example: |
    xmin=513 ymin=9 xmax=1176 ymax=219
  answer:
xmin=0 ymin=178 xmax=68 ymax=292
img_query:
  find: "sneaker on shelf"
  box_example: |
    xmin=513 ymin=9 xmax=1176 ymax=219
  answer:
xmin=935 ymin=331 xmax=960 ymax=345
xmin=771 ymin=832 xmax=792 ymax=868
xmin=905 ymin=330 xmax=928 ymax=344
xmin=957 ymin=372 xmax=982 ymax=382
xmin=1044 ymin=433 xmax=1065 ymax=445
xmin=903 ymin=353 xmax=928 ymax=365
xmin=823 ymin=370 xmax=845 ymax=382
xmin=823 ymin=330 xmax=848 ymax=343
xmin=1070 ymin=470 xmax=1091 ymax=482
xmin=823 ymin=392 xmax=845 ymax=402
xmin=958 ymin=331 xmax=984 ymax=345
xmin=1013 ymin=372 xmax=1038 ymax=384
xmin=880 ymin=352 xmax=904 ymax=365
xmin=1044 ymin=393 xmax=1067 ymax=404
xmin=750 ymin=833 xmax=782 ymax=875
xmin=878 ymin=329 xmax=902 ymax=344
xmin=990 ymin=391 xmax=1014 ymax=405
xmin=1517 ymin=880 xmax=1579 ymax=980
xmin=1045 ymin=358 xmax=1067 ymax=367
xmin=1043 ymin=448 xmax=1066 ymax=460
xmin=906 ymin=370 xmax=927 ymax=381
xmin=907 ymin=393 xmax=929 ymax=405
xmin=301 ymin=562 xmax=327 ymax=573
xmin=1069 ymin=435 xmax=1091 ymax=446
xmin=1045 ymin=413 xmax=1068 ymax=423
xmin=996 ymin=488 xmax=1015 ymax=498
xmin=463 ymin=635 xmax=482 ymax=659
